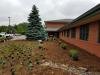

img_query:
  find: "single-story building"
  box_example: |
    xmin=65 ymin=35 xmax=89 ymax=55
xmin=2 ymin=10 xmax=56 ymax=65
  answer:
xmin=59 ymin=4 xmax=100 ymax=57
xmin=45 ymin=19 xmax=73 ymax=38
xmin=45 ymin=4 xmax=100 ymax=57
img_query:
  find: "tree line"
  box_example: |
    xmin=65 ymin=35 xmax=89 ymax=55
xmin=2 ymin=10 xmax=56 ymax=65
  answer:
xmin=0 ymin=22 xmax=28 ymax=35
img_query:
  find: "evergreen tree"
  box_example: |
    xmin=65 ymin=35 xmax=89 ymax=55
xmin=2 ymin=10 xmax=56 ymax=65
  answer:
xmin=26 ymin=5 xmax=45 ymax=40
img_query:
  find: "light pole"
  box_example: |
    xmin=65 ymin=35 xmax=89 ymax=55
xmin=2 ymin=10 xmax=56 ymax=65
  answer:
xmin=8 ymin=16 xmax=11 ymax=26
xmin=8 ymin=17 xmax=12 ymax=33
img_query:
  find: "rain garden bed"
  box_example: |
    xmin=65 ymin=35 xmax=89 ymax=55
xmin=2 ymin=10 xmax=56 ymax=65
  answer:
xmin=0 ymin=40 xmax=100 ymax=75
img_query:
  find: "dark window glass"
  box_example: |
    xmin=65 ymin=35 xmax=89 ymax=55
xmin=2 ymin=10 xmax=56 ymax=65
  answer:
xmin=67 ymin=29 xmax=70 ymax=37
xmin=64 ymin=30 xmax=66 ymax=37
xmin=71 ymin=28 xmax=76 ymax=38
xmin=62 ymin=32 xmax=63 ymax=36
xmin=80 ymin=24 xmax=89 ymax=41
xmin=98 ymin=21 xmax=100 ymax=43
xmin=65 ymin=30 xmax=67 ymax=37
xmin=62 ymin=32 xmax=64 ymax=37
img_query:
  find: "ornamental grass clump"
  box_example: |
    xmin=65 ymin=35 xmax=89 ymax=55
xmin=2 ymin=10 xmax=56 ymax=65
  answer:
xmin=60 ymin=43 xmax=67 ymax=50
xmin=69 ymin=49 xmax=78 ymax=61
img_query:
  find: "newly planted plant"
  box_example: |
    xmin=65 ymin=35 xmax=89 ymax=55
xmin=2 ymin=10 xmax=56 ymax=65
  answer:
xmin=35 ymin=58 xmax=40 ymax=65
xmin=69 ymin=49 xmax=78 ymax=61
xmin=60 ymin=43 xmax=67 ymax=49
xmin=11 ymin=68 xmax=16 ymax=75
xmin=58 ymin=41 xmax=62 ymax=45
xmin=27 ymin=60 xmax=33 ymax=70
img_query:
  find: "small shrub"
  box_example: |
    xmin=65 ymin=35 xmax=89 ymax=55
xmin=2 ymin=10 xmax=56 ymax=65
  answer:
xmin=0 ymin=36 xmax=6 ymax=42
xmin=60 ymin=43 xmax=67 ymax=49
xmin=0 ymin=59 xmax=5 ymax=65
xmin=11 ymin=68 xmax=16 ymax=75
xmin=38 ymin=45 xmax=43 ymax=49
xmin=27 ymin=60 xmax=33 ymax=70
xmin=69 ymin=49 xmax=78 ymax=61
xmin=38 ymin=42 xmax=43 ymax=49
xmin=58 ymin=41 xmax=62 ymax=45
xmin=35 ymin=58 xmax=40 ymax=65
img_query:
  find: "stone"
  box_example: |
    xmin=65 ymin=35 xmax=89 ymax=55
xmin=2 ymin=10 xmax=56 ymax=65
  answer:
xmin=78 ymin=67 xmax=88 ymax=72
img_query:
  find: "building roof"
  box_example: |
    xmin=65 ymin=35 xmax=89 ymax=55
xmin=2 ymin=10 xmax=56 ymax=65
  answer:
xmin=72 ymin=4 xmax=100 ymax=24
xmin=59 ymin=4 xmax=100 ymax=31
xmin=45 ymin=19 xmax=73 ymax=32
xmin=45 ymin=28 xmax=60 ymax=32
xmin=45 ymin=19 xmax=73 ymax=23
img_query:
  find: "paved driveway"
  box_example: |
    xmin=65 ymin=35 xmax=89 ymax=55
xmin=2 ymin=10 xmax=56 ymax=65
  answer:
xmin=12 ymin=35 xmax=26 ymax=40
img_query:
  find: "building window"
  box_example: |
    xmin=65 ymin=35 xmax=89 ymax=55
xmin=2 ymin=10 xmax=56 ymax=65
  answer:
xmin=71 ymin=28 xmax=76 ymax=38
xmin=64 ymin=30 xmax=66 ymax=37
xmin=62 ymin=32 xmax=63 ymax=36
xmin=98 ymin=21 xmax=100 ymax=43
xmin=67 ymin=29 xmax=70 ymax=37
xmin=65 ymin=30 xmax=67 ymax=37
xmin=80 ymin=24 xmax=89 ymax=41
xmin=62 ymin=32 xmax=64 ymax=37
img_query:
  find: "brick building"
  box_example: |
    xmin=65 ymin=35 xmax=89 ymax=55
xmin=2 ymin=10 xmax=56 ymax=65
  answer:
xmin=45 ymin=4 xmax=100 ymax=57
xmin=59 ymin=4 xmax=100 ymax=57
xmin=45 ymin=19 xmax=73 ymax=38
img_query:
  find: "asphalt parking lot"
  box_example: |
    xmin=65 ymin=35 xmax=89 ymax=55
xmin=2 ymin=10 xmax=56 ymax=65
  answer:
xmin=12 ymin=35 xmax=26 ymax=40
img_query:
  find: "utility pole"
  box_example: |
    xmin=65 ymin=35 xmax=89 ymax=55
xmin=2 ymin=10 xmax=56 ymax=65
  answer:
xmin=8 ymin=16 xmax=11 ymax=26
xmin=8 ymin=17 xmax=12 ymax=33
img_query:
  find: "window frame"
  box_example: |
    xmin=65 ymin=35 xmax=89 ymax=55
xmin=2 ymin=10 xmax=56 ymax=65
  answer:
xmin=80 ymin=24 xmax=89 ymax=41
xmin=67 ymin=29 xmax=70 ymax=37
xmin=71 ymin=28 xmax=76 ymax=38
xmin=98 ymin=21 xmax=100 ymax=43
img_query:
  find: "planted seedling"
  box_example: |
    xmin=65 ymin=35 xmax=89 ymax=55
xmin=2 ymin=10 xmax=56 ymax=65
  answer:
xmin=27 ymin=60 xmax=33 ymax=70
xmin=58 ymin=41 xmax=62 ymax=45
xmin=11 ymin=68 xmax=16 ymax=75
xmin=35 ymin=58 xmax=40 ymax=65
xmin=38 ymin=41 xmax=43 ymax=49
xmin=0 ymin=59 xmax=5 ymax=69
xmin=60 ymin=43 xmax=67 ymax=50
xmin=69 ymin=49 xmax=79 ymax=61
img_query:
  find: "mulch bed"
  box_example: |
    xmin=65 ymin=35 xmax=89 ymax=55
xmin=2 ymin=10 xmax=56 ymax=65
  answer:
xmin=0 ymin=40 xmax=76 ymax=75
xmin=0 ymin=40 xmax=100 ymax=75
xmin=43 ymin=40 xmax=100 ymax=72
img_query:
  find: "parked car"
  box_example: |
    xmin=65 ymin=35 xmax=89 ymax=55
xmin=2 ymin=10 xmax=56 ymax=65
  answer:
xmin=0 ymin=35 xmax=6 ymax=42
xmin=5 ymin=34 xmax=13 ymax=39
xmin=0 ymin=32 xmax=14 ymax=40
xmin=14 ymin=34 xmax=21 ymax=36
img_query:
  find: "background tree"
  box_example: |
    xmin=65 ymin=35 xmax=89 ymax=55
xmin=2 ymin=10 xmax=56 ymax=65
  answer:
xmin=26 ymin=5 xmax=45 ymax=40
xmin=0 ymin=22 xmax=28 ymax=35
xmin=15 ymin=22 xmax=28 ymax=35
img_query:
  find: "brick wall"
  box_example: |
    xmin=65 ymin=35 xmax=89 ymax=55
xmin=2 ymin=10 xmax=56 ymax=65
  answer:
xmin=59 ymin=21 xmax=100 ymax=57
xmin=46 ymin=22 xmax=65 ymax=28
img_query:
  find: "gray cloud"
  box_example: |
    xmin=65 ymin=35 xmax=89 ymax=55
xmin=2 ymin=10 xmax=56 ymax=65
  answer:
xmin=0 ymin=0 xmax=99 ymax=25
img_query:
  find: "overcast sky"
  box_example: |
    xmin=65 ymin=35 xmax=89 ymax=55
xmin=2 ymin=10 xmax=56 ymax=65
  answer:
xmin=0 ymin=0 xmax=100 ymax=25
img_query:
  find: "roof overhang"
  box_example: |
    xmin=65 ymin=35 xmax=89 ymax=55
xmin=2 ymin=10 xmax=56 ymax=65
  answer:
xmin=70 ymin=4 xmax=100 ymax=28
xmin=70 ymin=13 xmax=100 ymax=28
xmin=45 ymin=28 xmax=60 ymax=32
xmin=59 ymin=4 xmax=100 ymax=31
